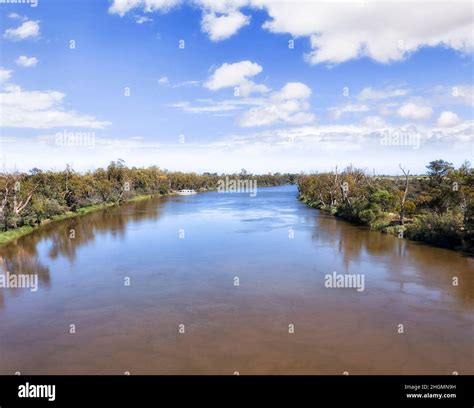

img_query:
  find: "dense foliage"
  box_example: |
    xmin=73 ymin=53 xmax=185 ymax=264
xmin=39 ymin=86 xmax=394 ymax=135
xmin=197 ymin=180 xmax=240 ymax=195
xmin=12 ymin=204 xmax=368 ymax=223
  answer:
xmin=0 ymin=160 xmax=293 ymax=233
xmin=297 ymin=160 xmax=474 ymax=253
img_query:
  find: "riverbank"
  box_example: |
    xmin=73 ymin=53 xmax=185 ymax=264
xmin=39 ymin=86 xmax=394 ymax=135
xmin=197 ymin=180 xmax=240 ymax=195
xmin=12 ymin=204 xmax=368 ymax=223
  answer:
xmin=299 ymin=195 xmax=473 ymax=255
xmin=297 ymin=161 xmax=473 ymax=255
xmin=0 ymin=193 xmax=159 ymax=247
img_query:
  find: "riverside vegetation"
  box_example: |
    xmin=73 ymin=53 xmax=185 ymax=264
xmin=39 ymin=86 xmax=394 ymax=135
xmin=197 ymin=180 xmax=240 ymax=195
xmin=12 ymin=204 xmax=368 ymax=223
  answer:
xmin=0 ymin=160 xmax=294 ymax=245
xmin=297 ymin=160 xmax=474 ymax=253
xmin=2 ymin=158 xmax=472 ymax=253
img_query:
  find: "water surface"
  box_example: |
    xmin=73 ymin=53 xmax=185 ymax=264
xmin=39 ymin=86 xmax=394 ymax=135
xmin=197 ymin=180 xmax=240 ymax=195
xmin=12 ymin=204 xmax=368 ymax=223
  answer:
xmin=0 ymin=185 xmax=472 ymax=374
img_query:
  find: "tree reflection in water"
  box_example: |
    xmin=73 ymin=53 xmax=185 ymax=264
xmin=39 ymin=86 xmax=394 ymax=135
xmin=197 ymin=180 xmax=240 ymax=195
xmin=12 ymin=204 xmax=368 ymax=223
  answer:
xmin=0 ymin=197 xmax=166 ymax=309
xmin=311 ymin=209 xmax=473 ymax=304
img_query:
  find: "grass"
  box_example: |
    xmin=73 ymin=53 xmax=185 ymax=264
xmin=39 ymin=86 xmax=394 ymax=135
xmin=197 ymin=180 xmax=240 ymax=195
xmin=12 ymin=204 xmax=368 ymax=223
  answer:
xmin=0 ymin=194 xmax=158 ymax=247
xmin=0 ymin=225 xmax=36 ymax=246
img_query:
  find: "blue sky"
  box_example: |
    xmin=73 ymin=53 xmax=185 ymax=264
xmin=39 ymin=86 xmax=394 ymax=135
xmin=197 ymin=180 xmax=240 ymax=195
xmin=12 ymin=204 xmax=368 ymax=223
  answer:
xmin=0 ymin=0 xmax=473 ymax=174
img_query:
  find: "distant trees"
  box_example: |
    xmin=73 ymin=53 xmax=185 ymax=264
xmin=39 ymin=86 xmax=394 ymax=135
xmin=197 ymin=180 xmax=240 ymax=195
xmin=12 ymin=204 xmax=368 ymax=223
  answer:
xmin=424 ymin=160 xmax=455 ymax=215
xmin=0 ymin=162 xmax=292 ymax=233
xmin=298 ymin=160 xmax=474 ymax=252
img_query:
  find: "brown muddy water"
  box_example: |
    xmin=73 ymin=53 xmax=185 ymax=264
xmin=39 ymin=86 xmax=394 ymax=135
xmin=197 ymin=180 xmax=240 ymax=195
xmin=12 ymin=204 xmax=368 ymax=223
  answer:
xmin=0 ymin=185 xmax=472 ymax=374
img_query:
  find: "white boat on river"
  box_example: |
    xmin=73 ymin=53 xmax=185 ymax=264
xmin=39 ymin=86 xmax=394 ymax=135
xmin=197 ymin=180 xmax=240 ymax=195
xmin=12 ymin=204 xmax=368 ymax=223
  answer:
xmin=177 ymin=189 xmax=197 ymax=195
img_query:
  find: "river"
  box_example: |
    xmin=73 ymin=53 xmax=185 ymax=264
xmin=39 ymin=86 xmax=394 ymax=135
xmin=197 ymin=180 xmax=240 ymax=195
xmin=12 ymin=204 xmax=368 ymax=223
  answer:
xmin=0 ymin=185 xmax=472 ymax=374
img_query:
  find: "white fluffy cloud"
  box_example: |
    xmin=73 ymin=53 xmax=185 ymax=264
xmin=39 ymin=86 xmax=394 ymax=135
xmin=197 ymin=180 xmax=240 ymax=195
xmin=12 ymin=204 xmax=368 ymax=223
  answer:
xmin=274 ymin=82 xmax=311 ymax=100
xmin=397 ymin=103 xmax=433 ymax=120
xmin=437 ymin=111 xmax=461 ymax=127
xmin=201 ymin=10 xmax=250 ymax=41
xmin=205 ymin=60 xmax=269 ymax=96
xmin=15 ymin=56 xmax=38 ymax=67
xmin=196 ymin=0 xmax=251 ymax=40
xmin=174 ymin=79 xmax=315 ymax=127
xmin=257 ymin=0 xmax=473 ymax=64
xmin=1 ymin=87 xmax=111 ymax=129
xmin=3 ymin=20 xmax=40 ymax=40
xmin=239 ymin=82 xmax=315 ymax=127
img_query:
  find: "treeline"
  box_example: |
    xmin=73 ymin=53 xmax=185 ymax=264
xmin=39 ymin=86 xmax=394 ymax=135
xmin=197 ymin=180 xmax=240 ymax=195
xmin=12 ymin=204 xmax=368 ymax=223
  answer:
xmin=297 ymin=160 xmax=474 ymax=253
xmin=0 ymin=160 xmax=294 ymax=233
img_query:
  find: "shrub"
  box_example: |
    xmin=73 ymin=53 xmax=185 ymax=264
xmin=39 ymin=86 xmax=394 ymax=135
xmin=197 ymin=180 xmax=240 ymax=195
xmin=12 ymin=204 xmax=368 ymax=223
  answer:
xmin=405 ymin=212 xmax=463 ymax=249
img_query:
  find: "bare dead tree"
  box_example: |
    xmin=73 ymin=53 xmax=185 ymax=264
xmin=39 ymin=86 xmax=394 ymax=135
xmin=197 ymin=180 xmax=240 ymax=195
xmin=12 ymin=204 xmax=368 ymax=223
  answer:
xmin=339 ymin=181 xmax=352 ymax=205
xmin=319 ymin=193 xmax=327 ymax=207
xmin=13 ymin=184 xmax=36 ymax=215
xmin=398 ymin=163 xmax=410 ymax=225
